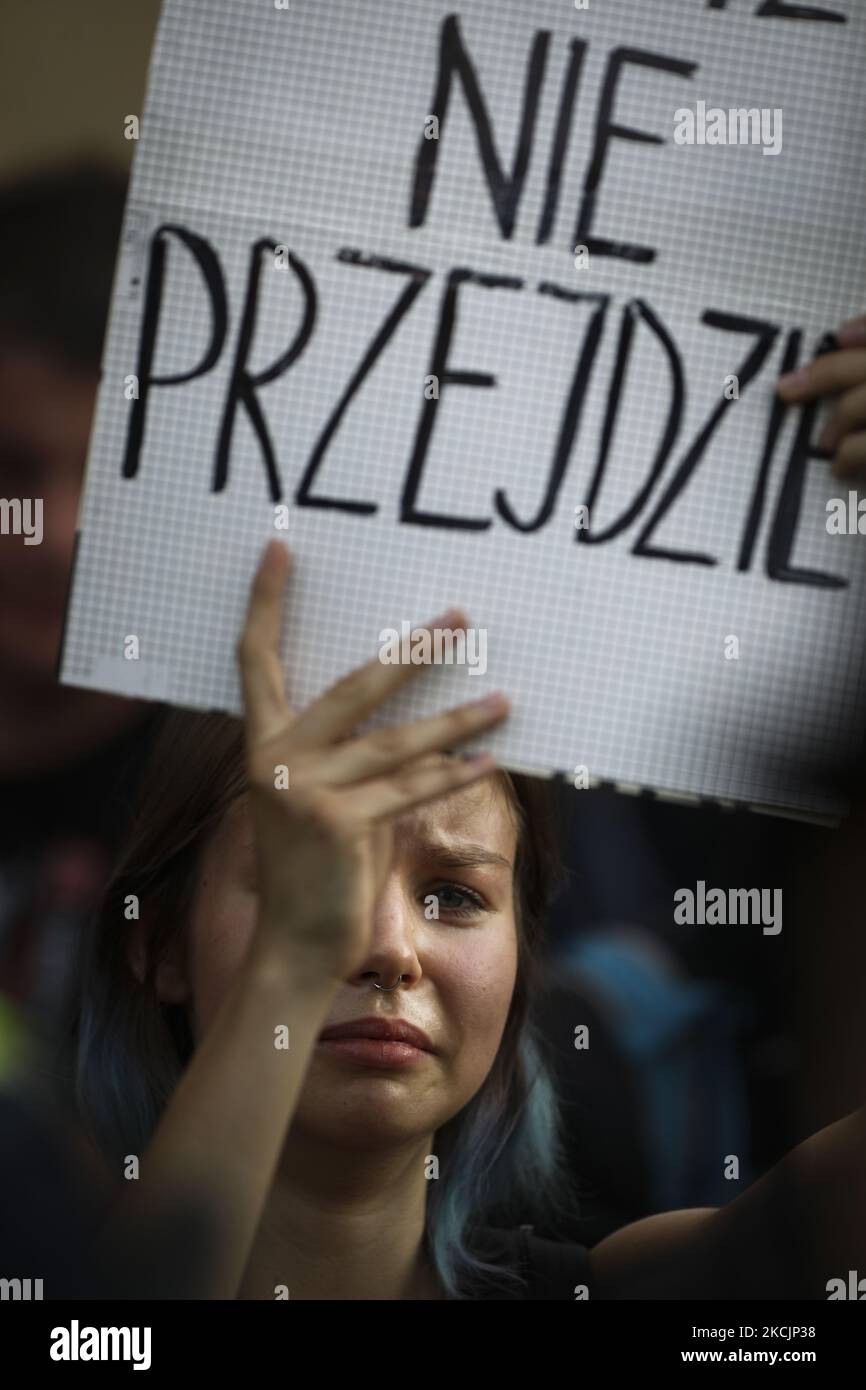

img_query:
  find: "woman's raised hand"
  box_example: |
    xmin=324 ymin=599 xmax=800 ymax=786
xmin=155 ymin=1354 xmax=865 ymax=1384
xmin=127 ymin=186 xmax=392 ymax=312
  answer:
xmin=236 ymin=540 xmax=510 ymax=982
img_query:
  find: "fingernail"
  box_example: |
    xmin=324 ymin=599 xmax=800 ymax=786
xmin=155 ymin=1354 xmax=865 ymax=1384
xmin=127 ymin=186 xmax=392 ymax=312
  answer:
xmin=474 ymin=692 xmax=509 ymax=712
xmin=427 ymin=608 xmax=467 ymax=630
xmin=778 ymin=368 xmax=810 ymax=393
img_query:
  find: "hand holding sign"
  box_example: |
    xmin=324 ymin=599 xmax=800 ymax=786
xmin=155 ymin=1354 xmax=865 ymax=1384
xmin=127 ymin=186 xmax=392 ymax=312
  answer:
xmin=778 ymin=313 xmax=866 ymax=476
xmin=239 ymin=539 xmax=509 ymax=980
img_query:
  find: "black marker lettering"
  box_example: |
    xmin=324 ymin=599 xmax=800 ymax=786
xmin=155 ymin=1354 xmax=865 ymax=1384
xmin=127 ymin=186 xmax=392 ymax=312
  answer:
xmin=536 ymin=39 xmax=588 ymax=246
xmin=578 ymin=299 xmax=684 ymax=543
xmin=213 ymin=239 xmax=316 ymax=499
xmin=738 ymin=329 xmax=801 ymax=571
xmin=122 ymin=224 xmax=227 ymax=480
xmin=402 ymin=267 xmax=523 ymax=530
xmin=495 ymin=286 xmax=609 ymax=532
xmin=574 ymin=48 xmax=697 ymax=263
xmin=766 ymin=334 xmax=847 ymax=587
xmin=756 ymin=1 xmax=846 ymax=21
xmin=633 ymin=312 xmax=779 ymax=564
xmin=409 ymin=13 xmax=550 ymax=239
xmin=295 ymin=252 xmax=431 ymax=515
xmin=707 ymin=0 xmax=845 ymax=15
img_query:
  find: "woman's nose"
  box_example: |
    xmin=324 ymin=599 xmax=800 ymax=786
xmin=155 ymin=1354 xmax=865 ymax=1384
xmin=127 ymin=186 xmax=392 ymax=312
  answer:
xmin=349 ymin=877 xmax=422 ymax=988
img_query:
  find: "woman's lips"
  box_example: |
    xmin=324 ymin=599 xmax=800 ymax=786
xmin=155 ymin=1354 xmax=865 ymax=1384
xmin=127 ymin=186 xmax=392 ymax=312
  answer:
xmin=316 ymin=1038 xmax=432 ymax=1068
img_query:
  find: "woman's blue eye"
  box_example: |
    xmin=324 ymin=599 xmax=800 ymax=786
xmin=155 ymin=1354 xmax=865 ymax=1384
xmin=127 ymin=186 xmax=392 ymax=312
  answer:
xmin=425 ymin=883 xmax=486 ymax=917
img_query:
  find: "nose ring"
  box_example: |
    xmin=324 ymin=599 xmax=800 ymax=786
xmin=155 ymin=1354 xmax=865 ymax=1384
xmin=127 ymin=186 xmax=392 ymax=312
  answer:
xmin=372 ymin=976 xmax=404 ymax=992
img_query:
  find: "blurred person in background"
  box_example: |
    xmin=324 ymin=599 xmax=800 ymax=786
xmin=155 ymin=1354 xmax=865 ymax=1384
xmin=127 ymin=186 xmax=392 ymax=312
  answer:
xmin=0 ymin=164 xmax=163 ymax=1039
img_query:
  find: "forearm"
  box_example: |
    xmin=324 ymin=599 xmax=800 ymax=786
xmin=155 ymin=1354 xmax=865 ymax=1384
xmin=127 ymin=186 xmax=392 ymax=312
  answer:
xmin=101 ymin=920 xmax=339 ymax=1299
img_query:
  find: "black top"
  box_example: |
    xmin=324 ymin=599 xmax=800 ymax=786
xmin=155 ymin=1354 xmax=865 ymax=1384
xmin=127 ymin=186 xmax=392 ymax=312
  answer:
xmin=462 ymin=1225 xmax=592 ymax=1300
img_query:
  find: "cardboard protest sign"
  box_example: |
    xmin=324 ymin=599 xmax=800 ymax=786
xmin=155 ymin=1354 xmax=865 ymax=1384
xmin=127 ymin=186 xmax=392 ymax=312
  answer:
xmin=58 ymin=0 xmax=866 ymax=818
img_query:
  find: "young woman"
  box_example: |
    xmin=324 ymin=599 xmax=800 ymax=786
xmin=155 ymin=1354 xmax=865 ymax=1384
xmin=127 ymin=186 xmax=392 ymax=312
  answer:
xmin=72 ymin=316 xmax=866 ymax=1300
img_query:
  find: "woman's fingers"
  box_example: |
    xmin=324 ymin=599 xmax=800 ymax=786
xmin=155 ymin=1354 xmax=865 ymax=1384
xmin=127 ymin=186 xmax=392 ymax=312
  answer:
xmin=836 ymin=431 xmax=866 ymax=476
xmin=836 ymin=315 xmax=866 ymax=349
xmin=291 ymin=608 xmax=470 ymax=746
xmin=778 ymin=349 xmax=866 ymax=404
xmin=774 ymin=323 xmax=866 ymax=475
xmin=817 ymin=383 xmax=866 ymax=454
xmin=340 ymin=748 xmax=500 ymax=822
xmin=310 ymin=690 xmax=511 ymax=786
xmin=776 ymin=331 xmax=866 ymax=475
xmin=237 ymin=540 xmax=296 ymax=746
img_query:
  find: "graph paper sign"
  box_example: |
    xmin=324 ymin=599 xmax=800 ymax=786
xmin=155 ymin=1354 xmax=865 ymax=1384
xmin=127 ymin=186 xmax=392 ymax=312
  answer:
xmin=59 ymin=0 xmax=866 ymax=818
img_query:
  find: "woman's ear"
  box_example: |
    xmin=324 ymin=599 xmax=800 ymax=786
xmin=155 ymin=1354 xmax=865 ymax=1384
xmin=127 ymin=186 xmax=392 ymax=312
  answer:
xmin=126 ymin=918 xmax=190 ymax=1003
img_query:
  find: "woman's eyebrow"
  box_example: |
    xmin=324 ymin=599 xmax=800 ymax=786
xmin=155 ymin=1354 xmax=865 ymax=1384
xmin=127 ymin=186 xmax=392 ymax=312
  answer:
xmin=420 ymin=840 xmax=513 ymax=872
